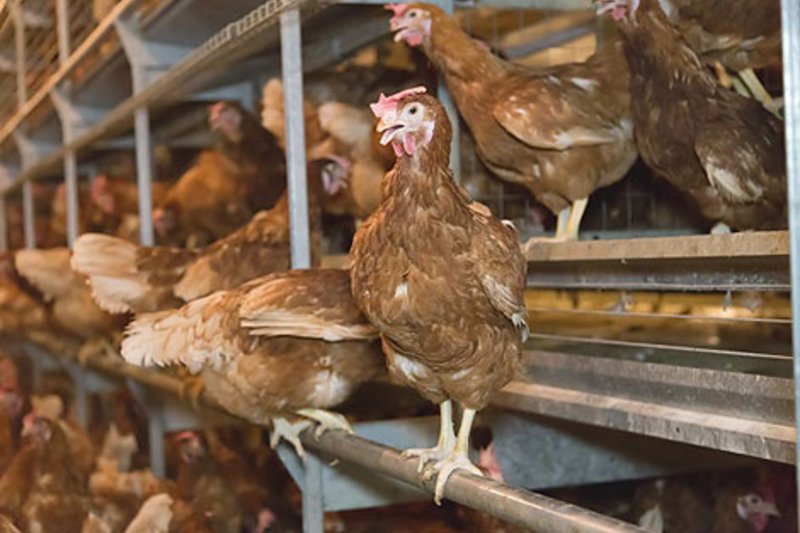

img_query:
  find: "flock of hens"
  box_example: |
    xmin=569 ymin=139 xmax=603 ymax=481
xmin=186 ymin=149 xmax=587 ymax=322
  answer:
xmin=0 ymin=0 xmax=792 ymax=531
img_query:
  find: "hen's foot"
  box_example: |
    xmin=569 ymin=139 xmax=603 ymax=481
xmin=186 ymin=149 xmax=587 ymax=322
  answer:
xmin=76 ymin=337 xmax=112 ymax=366
xmin=402 ymin=444 xmax=454 ymax=474
xmin=423 ymin=452 xmax=483 ymax=505
xmin=270 ymin=417 xmax=313 ymax=459
xmin=296 ymin=408 xmax=352 ymax=439
xmin=710 ymin=222 xmax=732 ymax=235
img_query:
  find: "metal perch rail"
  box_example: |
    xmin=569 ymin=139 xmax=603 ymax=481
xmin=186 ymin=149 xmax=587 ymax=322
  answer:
xmin=31 ymin=348 xmax=644 ymax=533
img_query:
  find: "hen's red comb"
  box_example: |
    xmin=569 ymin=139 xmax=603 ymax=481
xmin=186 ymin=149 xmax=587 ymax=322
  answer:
xmin=370 ymin=86 xmax=428 ymax=119
xmin=175 ymin=430 xmax=197 ymax=442
xmin=385 ymin=3 xmax=409 ymax=16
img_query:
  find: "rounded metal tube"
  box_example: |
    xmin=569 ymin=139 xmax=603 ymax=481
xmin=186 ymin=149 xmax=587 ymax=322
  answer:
xmin=302 ymin=430 xmax=644 ymax=533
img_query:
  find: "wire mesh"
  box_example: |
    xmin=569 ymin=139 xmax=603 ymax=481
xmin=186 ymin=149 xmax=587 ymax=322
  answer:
xmin=20 ymin=0 xmax=58 ymax=98
xmin=0 ymin=8 xmax=16 ymax=125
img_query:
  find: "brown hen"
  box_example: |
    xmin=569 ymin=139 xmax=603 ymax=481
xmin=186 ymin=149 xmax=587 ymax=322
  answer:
xmin=16 ymin=416 xmax=91 ymax=533
xmin=121 ymin=269 xmax=383 ymax=457
xmin=14 ymin=248 xmax=122 ymax=351
xmin=72 ymin=158 xmax=344 ymax=313
xmin=350 ymin=88 xmax=528 ymax=504
xmin=153 ymin=101 xmax=286 ymax=247
xmin=389 ymin=3 xmax=636 ymax=241
xmin=598 ymin=0 xmax=786 ymax=231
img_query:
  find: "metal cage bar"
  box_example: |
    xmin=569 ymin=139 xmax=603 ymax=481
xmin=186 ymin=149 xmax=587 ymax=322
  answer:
xmin=781 ymin=0 xmax=800 ymax=514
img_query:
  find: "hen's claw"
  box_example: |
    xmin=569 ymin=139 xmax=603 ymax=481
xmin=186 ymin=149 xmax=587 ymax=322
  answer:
xmin=402 ymin=445 xmax=454 ymax=473
xmin=425 ymin=452 xmax=483 ymax=505
xmin=270 ymin=417 xmax=312 ymax=459
xmin=296 ymin=408 xmax=353 ymax=439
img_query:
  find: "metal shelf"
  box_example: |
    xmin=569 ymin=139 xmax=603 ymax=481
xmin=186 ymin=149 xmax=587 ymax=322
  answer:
xmin=525 ymin=231 xmax=790 ymax=292
xmin=21 ymin=343 xmax=645 ymax=533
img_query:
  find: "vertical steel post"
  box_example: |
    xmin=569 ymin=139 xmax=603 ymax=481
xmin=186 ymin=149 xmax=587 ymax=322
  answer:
xmin=0 ymin=196 xmax=7 ymax=252
xmin=436 ymin=0 xmax=460 ymax=182
xmin=302 ymin=454 xmax=324 ymax=533
xmin=281 ymin=8 xmax=319 ymax=532
xmin=22 ymin=181 xmax=35 ymax=248
xmin=55 ymin=0 xmax=80 ymax=248
xmin=11 ymin=0 xmax=26 ymax=107
xmin=781 ymin=0 xmax=800 ymax=514
xmin=126 ymin=379 xmax=165 ymax=477
xmin=64 ymin=150 xmax=79 ymax=246
xmin=55 ymin=0 xmax=70 ymax=65
xmin=72 ymin=366 xmax=89 ymax=427
xmin=134 ymin=107 xmax=154 ymax=245
xmin=280 ymin=7 xmax=311 ymax=269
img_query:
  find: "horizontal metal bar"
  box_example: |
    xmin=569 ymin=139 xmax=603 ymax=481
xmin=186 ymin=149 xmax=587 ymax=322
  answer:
xmin=527 ymin=231 xmax=789 ymax=261
xmin=25 ymin=345 xmax=643 ymax=532
xmin=301 ymin=431 xmax=643 ymax=533
xmin=526 ymin=256 xmax=790 ymax=292
xmin=527 ymin=333 xmax=790 ymax=361
xmin=527 ymin=306 xmax=792 ymax=325
xmin=494 ymin=382 xmax=796 ymax=464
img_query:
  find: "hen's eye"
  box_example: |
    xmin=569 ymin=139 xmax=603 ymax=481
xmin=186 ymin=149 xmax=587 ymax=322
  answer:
xmin=409 ymin=106 xmax=418 ymax=115
xmin=409 ymin=10 xmax=418 ymax=17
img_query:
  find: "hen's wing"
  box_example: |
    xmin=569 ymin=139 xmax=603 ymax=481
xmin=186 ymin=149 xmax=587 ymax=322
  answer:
xmin=694 ymin=101 xmax=785 ymax=205
xmin=471 ymin=210 xmax=529 ymax=340
xmin=492 ymin=70 xmax=630 ymax=151
xmin=239 ymin=269 xmax=377 ymax=341
xmin=121 ymin=289 xmax=239 ymax=374
xmin=72 ymin=233 xmax=197 ymax=313
xmin=173 ymin=207 xmax=290 ymax=302
xmin=15 ymin=248 xmax=82 ymax=300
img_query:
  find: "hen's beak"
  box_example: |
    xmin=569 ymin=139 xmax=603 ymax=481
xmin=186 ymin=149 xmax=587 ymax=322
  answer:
xmin=376 ymin=114 xmax=406 ymax=146
xmin=754 ymin=501 xmax=781 ymax=517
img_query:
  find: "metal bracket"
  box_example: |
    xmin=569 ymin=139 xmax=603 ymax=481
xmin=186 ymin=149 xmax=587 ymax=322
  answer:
xmin=114 ymin=13 xmax=193 ymax=91
xmin=12 ymin=131 xmax=58 ymax=171
xmin=50 ymin=88 xmax=109 ymax=140
xmin=192 ymin=80 xmax=258 ymax=110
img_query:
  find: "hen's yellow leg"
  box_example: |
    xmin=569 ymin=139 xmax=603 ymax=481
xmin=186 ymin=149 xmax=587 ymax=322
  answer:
xmin=402 ymin=400 xmax=456 ymax=473
xmin=564 ymin=197 xmax=588 ymax=241
xmin=270 ymin=417 xmax=313 ymax=459
xmin=424 ymin=407 xmax=483 ymax=505
xmin=553 ymin=205 xmax=571 ymax=241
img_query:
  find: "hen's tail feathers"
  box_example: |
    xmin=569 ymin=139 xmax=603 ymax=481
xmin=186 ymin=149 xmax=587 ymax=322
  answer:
xmin=71 ymin=234 xmax=148 ymax=314
xmin=124 ymin=493 xmax=173 ymax=533
xmin=15 ymin=247 xmax=74 ymax=300
xmin=121 ymin=293 xmax=228 ymax=374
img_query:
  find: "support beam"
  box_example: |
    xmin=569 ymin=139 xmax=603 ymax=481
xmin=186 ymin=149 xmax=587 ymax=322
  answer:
xmin=302 ymin=455 xmax=324 ymax=533
xmin=11 ymin=0 xmax=26 ymax=107
xmin=780 ymin=0 xmax=800 ymax=514
xmin=134 ymin=108 xmax=154 ymax=245
xmin=280 ymin=7 xmax=311 ymax=269
xmin=22 ymin=180 xmax=34 ymax=249
xmin=55 ymin=0 xmax=70 ymax=65
xmin=50 ymin=89 xmax=105 ymax=246
xmin=0 ymin=196 xmax=7 ymax=252
xmin=126 ymin=379 xmax=166 ymax=478
xmin=114 ymin=13 xmax=190 ymax=247
xmin=436 ymin=0 xmax=460 ymax=181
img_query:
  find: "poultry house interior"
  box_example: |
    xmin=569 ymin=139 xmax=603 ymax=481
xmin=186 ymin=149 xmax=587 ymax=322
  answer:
xmin=0 ymin=0 xmax=795 ymax=531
